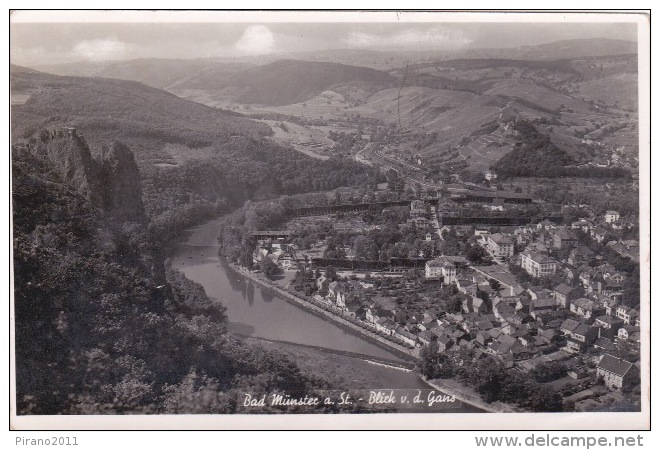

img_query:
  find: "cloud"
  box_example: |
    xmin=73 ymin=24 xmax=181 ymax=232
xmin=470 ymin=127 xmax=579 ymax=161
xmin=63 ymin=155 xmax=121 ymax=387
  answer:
xmin=234 ymin=25 xmax=275 ymax=54
xmin=74 ymin=38 xmax=129 ymax=61
xmin=343 ymin=27 xmax=472 ymax=50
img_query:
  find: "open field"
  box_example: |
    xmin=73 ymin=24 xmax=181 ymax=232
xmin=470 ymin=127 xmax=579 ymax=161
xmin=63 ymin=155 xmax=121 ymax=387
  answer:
xmin=167 ymin=54 xmax=637 ymax=175
xmin=574 ymin=74 xmax=638 ymax=111
xmin=258 ymin=119 xmax=333 ymax=160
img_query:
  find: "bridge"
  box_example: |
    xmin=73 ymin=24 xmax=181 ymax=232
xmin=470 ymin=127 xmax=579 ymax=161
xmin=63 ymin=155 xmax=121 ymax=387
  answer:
xmin=286 ymin=195 xmax=535 ymax=219
xmin=251 ymin=230 xmax=291 ymax=240
xmin=287 ymin=199 xmax=412 ymax=217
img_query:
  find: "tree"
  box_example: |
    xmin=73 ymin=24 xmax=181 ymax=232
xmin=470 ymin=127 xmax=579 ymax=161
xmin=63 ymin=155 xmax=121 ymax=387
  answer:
xmin=467 ymin=244 xmax=490 ymax=264
xmin=261 ymin=258 xmax=280 ymax=280
xmin=418 ymin=342 xmax=441 ymax=378
xmin=325 ymin=265 xmax=337 ymax=281
xmin=532 ymin=361 xmax=567 ymax=383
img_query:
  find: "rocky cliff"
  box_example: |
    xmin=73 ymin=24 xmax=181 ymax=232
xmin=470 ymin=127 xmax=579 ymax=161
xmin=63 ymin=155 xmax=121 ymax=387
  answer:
xmin=16 ymin=128 xmax=145 ymax=223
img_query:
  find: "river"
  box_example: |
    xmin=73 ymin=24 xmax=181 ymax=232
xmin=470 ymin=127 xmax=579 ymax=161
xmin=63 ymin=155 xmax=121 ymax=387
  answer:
xmin=172 ymin=216 xmax=482 ymax=413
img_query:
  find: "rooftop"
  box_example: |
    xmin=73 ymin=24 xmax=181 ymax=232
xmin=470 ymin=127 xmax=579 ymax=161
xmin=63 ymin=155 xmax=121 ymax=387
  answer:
xmin=554 ymin=283 xmax=575 ymax=296
xmin=597 ymin=354 xmax=634 ymax=377
xmin=522 ymin=250 xmax=557 ymax=265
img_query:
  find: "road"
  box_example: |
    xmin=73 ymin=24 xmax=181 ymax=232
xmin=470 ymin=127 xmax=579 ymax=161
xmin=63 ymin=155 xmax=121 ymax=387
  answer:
xmin=355 ymin=142 xmax=443 ymax=190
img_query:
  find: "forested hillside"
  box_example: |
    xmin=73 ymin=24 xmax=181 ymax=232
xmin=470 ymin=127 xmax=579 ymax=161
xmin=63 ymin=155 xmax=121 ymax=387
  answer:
xmin=493 ymin=119 xmax=631 ymax=180
xmin=11 ymin=66 xmax=382 ymax=242
xmin=12 ymin=136 xmax=363 ymax=415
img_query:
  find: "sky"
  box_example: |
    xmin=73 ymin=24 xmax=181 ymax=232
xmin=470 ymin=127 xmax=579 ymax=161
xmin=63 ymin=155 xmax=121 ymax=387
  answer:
xmin=9 ymin=11 xmax=640 ymax=67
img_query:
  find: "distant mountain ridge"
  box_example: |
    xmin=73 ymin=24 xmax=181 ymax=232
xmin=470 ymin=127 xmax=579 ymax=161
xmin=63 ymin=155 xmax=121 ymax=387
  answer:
xmin=217 ymin=59 xmax=396 ymax=106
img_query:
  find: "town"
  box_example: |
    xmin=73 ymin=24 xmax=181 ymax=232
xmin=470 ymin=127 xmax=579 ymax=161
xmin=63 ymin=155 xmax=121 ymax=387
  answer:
xmin=244 ymin=178 xmax=640 ymax=412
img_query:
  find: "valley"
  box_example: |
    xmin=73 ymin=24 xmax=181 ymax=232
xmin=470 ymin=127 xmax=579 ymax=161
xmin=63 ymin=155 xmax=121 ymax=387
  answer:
xmin=10 ymin=27 xmax=644 ymax=419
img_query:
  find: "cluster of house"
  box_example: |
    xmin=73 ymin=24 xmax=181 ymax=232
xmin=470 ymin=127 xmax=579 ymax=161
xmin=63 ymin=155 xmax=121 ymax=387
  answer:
xmin=475 ymin=211 xmax=638 ymax=289
xmin=253 ymin=232 xmax=297 ymax=270
xmin=251 ymin=201 xmax=640 ymax=395
xmin=408 ymin=199 xmax=430 ymax=227
xmin=312 ymin=248 xmax=640 ymax=392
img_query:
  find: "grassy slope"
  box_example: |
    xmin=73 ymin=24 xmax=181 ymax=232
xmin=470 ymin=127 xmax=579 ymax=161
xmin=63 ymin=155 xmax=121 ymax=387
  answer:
xmin=218 ymin=59 xmax=395 ymax=106
xmin=10 ymin=66 xmax=270 ymax=163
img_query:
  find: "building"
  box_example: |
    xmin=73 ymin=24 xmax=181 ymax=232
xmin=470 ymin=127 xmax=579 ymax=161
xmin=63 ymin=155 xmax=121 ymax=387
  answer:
xmin=566 ymin=324 xmax=598 ymax=353
xmin=552 ymin=229 xmax=579 ymax=250
xmin=594 ymin=315 xmax=625 ymax=340
xmin=597 ymin=354 xmax=638 ymax=390
xmin=425 ymin=259 xmax=443 ymax=279
xmin=606 ymin=240 xmax=640 ymax=263
xmin=560 ymin=318 xmax=582 ymax=337
xmin=616 ymin=305 xmax=640 ymax=326
xmin=521 ymin=250 xmax=558 ymax=278
xmin=554 ymin=283 xmax=577 ymax=309
xmin=487 ymin=233 xmax=515 ymax=262
xmin=473 ymin=265 xmax=524 ymax=297
xmin=484 ymin=170 xmax=498 ymax=181
xmin=425 ymin=256 xmax=459 ymax=284
xmin=410 ymin=200 xmax=427 ymax=219
xmin=568 ymin=246 xmax=595 ymax=267
xmin=570 ymin=297 xmax=604 ymax=322
xmin=605 ymin=210 xmax=621 ymax=224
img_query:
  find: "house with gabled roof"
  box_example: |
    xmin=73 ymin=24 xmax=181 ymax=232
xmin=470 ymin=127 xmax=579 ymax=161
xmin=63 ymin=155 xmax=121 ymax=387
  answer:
xmin=536 ymin=220 xmax=556 ymax=231
xmin=594 ymin=337 xmax=615 ymax=351
xmin=553 ymin=228 xmax=579 ymax=250
xmin=604 ymin=210 xmax=620 ymax=224
xmin=616 ymin=305 xmax=640 ymax=325
xmin=532 ymin=297 xmax=558 ymax=314
xmin=395 ymin=327 xmax=418 ymax=347
xmin=462 ymin=295 xmax=488 ymax=315
xmin=560 ymin=318 xmax=582 ymax=336
xmin=515 ymin=297 xmax=532 ymax=314
xmin=565 ymin=324 xmax=598 ymax=353
xmin=493 ymin=302 xmax=516 ymax=322
xmin=416 ymin=329 xmax=437 ymax=346
xmin=617 ymin=325 xmax=640 ymax=341
xmin=590 ymin=226 xmax=609 ymax=243
xmin=437 ymin=335 xmax=454 ymax=352
xmin=475 ymin=330 xmax=492 ymax=347
xmin=554 ymin=283 xmax=578 ymax=309
xmin=487 ymin=233 xmax=515 ymax=261
xmin=570 ymin=297 xmax=604 ymax=322
xmin=571 ymin=218 xmax=594 ymax=233
xmin=597 ymin=354 xmax=638 ymax=390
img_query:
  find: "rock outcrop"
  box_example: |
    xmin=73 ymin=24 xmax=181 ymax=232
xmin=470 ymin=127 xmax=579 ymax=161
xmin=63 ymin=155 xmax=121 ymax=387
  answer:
xmin=98 ymin=141 xmax=145 ymax=222
xmin=16 ymin=128 xmax=145 ymax=223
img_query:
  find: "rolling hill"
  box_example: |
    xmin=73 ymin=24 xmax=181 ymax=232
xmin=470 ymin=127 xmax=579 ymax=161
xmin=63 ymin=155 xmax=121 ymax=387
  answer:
xmin=10 ymin=65 xmax=380 ymax=239
xmin=213 ymin=59 xmax=396 ymax=106
xmin=37 ymin=58 xmax=253 ymax=90
xmin=20 ymin=36 xmax=637 ymax=175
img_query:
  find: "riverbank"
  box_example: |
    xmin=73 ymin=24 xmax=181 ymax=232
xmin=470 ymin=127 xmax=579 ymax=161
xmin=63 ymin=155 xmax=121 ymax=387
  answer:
xmin=172 ymin=216 xmax=484 ymax=413
xmin=424 ymin=378 xmax=521 ymax=413
xmin=225 ymin=263 xmax=520 ymax=414
xmin=244 ymin=337 xmax=484 ymax=413
xmin=228 ymin=262 xmax=420 ymax=362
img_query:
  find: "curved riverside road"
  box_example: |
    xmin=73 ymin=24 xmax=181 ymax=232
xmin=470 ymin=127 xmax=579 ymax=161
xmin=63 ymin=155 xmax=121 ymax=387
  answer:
xmin=171 ymin=216 xmax=483 ymax=413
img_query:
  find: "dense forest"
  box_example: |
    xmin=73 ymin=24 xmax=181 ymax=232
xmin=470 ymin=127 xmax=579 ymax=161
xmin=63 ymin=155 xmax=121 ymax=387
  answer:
xmin=493 ymin=119 xmax=630 ymax=180
xmin=12 ymin=138 xmax=375 ymax=415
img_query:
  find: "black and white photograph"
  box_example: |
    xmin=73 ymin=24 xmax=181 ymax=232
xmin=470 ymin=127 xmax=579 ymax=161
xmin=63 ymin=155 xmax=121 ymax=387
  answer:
xmin=8 ymin=9 xmax=650 ymax=431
